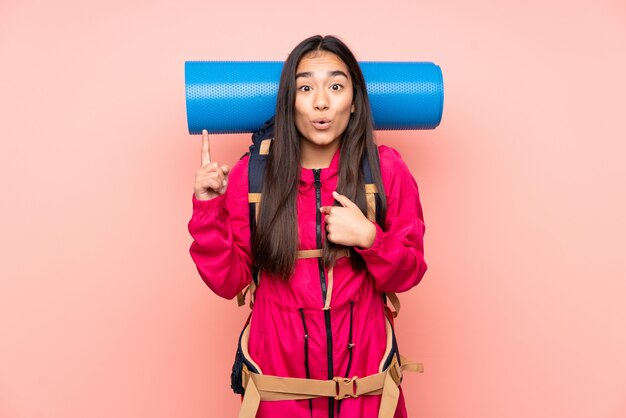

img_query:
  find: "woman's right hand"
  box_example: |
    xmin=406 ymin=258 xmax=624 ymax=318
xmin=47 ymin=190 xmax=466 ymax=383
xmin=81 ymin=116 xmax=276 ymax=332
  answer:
xmin=194 ymin=129 xmax=231 ymax=201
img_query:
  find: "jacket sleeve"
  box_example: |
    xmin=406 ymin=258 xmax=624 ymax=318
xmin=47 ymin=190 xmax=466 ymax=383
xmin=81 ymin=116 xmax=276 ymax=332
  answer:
xmin=187 ymin=155 xmax=253 ymax=299
xmin=354 ymin=146 xmax=428 ymax=293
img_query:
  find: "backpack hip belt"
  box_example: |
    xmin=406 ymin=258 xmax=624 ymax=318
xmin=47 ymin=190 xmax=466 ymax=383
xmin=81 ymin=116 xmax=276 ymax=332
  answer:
xmin=236 ymin=316 xmax=423 ymax=418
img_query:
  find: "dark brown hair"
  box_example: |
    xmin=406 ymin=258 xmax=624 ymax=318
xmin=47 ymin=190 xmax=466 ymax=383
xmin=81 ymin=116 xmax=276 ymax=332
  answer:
xmin=252 ymin=35 xmax=387 ymax=279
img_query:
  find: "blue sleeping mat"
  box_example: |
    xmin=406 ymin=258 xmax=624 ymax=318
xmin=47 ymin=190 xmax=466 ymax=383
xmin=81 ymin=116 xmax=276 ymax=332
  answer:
xmin=185 ymin=61 xmax=443 ymax=134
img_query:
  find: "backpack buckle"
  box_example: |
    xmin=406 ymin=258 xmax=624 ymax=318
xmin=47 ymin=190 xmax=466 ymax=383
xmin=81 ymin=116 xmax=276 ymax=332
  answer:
xmin=333 ymin=376 xmax=358 ymax=400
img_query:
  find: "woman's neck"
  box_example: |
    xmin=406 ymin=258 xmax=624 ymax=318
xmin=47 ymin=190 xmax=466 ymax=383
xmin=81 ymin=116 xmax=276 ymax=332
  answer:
xmin=299 ymin=139 xmax=340 ymax=169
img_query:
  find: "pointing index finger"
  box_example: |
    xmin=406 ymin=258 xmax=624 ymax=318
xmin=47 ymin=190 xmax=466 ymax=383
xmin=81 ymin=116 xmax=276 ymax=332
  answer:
xmin=332 ymin=191 xmax=354 ymax=208
xmin=201 ymin=129 xmax=211 ymax=166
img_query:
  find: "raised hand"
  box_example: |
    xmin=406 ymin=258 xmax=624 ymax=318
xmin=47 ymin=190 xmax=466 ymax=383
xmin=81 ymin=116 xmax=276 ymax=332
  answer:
xmin=194 ymin=129 xmax=231 ymax=201
xmin=320 ymin=191 xmax=376 ymax=249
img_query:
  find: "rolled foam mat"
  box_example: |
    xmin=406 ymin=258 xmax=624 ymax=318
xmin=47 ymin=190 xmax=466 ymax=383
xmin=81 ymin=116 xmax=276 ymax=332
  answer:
xmin=185 ymin=61 xmax=444 ymax=134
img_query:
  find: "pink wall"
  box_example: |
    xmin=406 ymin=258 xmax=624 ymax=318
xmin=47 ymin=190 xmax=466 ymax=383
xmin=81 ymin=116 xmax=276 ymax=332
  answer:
xmin=1 ymin=0 xmax=625 ymax=417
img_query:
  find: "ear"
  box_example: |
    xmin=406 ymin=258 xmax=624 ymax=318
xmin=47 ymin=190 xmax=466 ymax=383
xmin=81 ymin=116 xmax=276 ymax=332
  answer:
xmin=351 ymin=103 xmax=355 ymax=113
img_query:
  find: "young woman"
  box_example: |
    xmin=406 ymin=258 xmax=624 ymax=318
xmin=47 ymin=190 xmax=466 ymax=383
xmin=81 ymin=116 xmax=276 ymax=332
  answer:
xmin=188 ymin=35 xmax=427 ymax=418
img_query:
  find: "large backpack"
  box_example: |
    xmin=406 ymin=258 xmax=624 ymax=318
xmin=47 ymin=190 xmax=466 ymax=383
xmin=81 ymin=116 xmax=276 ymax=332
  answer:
xmin=229 ymin=118 xmax=422 ymax=418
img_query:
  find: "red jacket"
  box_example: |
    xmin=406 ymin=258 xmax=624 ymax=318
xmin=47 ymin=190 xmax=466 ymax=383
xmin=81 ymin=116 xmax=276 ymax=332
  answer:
xmin=188 ymin=145 xmax=427 ymax=417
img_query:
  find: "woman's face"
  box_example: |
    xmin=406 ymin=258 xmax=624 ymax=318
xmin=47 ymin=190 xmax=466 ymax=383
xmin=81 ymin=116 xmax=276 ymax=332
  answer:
xmin=294 ymin=51 xmax=355 ymax=152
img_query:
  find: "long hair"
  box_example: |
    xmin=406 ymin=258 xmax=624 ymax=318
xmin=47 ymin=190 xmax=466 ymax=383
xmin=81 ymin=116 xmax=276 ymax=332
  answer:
xmin=252 ymin=35 xmax=387 ymax=279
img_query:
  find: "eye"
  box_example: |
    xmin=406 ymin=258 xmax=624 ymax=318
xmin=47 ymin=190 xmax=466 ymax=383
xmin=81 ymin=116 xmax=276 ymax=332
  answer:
xmin=298 ymin=85 xmax=311 ymax=92
xmin=330 ymin=83 xmax=344 ymax=91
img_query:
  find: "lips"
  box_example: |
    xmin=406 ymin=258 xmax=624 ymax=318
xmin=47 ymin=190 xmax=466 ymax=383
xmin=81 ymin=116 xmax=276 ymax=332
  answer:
xmin=312 ymin=119 xmax=331 ymax=130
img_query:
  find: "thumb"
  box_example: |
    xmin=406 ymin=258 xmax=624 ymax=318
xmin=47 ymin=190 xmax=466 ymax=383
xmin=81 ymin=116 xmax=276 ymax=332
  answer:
xmin=332 ymin=191 xmax=355 ymax=208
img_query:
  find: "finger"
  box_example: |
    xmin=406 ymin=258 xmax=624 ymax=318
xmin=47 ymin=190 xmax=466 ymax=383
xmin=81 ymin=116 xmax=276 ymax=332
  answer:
xmin=201 ymin=129 xmax=211 ymax=166
xmin=219 ymin=178 xmax=228 ymax=194
xmin=320 ymin=206 xmax=332 ymax=215
xmin=332 ymin=191 xmax=355 ymax=208
xmin=200 ymin=162 xmax=218 ymax=175
xmin=199 ymin=170 xmax=223 ymax=187
xmin=208 ymin=177 xmax=224 ymax=190
xmin=220 ymin=165 xmax=231 ymax=175
xmin=205 ymin=168 xmax=223 ymax=179
xmin=211 ymin=169 xmax=224 ymax=181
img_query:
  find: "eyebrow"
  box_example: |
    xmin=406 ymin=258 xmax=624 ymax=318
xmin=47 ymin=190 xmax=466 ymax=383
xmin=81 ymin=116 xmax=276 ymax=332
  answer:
xmin=295 ymin=70 xmax=349 ymax=79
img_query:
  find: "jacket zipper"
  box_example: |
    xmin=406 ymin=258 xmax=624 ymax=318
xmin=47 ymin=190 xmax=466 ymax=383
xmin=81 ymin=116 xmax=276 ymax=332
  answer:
xmin=313 ymin=169 xmax=327 ymax=301
xmin=313 ymin=168 xmax=335 ymax=418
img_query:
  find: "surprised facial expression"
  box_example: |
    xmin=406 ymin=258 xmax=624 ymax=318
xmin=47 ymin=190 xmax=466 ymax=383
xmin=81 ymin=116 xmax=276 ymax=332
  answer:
xmin=294 ymin=51 xmax=355 ymax=152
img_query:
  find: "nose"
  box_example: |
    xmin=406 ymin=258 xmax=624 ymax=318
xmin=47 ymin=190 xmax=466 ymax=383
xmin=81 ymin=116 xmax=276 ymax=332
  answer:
xmin=313 ymin=89 xmax=329 ymax=111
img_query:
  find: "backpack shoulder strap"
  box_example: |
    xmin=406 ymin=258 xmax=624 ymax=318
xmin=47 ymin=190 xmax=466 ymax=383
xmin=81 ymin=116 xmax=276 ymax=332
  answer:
xmin=364 ymin=147 xmax=401 ymax=318
xmin=361 ymin=150 xmax=378 ymax=222
xmin=237 ymin=117 xmax=275 ymax=308
xmin=360 ymin=149 xmax=380 ymax=223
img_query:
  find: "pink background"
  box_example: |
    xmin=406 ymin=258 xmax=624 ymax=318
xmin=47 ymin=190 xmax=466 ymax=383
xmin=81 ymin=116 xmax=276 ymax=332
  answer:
xmin=1 ymin=0 xmax=625 ymax=417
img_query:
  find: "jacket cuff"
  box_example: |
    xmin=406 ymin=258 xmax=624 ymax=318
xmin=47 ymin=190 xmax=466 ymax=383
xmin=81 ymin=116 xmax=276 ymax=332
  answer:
xmin=192 ymin=193 xmax=227 ymax=212
xmin=355 ymin=222 xmax=384 ymax=255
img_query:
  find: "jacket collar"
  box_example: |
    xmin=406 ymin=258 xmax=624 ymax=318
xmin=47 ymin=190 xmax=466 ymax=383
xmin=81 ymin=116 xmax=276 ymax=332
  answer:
xmin=299 ymin=148 xmax=340 ymax=186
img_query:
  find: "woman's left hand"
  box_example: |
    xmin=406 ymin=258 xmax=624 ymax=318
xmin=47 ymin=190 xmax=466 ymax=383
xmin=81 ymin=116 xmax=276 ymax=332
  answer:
xmin=320 ymin=191 xmax=377 ymax=249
